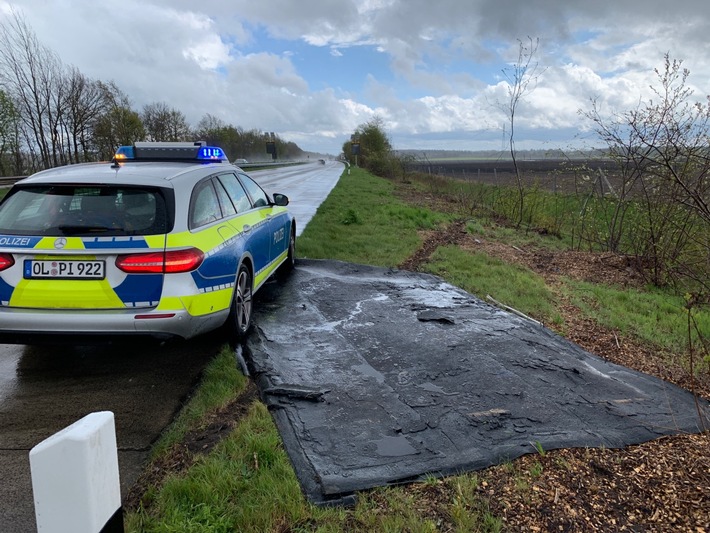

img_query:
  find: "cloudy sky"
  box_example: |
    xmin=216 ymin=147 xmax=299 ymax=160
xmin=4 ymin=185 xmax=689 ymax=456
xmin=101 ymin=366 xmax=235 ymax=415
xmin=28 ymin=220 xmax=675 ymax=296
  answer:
xmin=1 ymin=0 xmax=709 ymax=155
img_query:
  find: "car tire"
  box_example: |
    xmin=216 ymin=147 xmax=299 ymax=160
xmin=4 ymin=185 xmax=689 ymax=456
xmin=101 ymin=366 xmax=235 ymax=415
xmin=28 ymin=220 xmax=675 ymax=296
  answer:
xmin=278 ymin=227 xmax=296 ymax=277
xmin=227 ymin=263 xmax=253 ymax=339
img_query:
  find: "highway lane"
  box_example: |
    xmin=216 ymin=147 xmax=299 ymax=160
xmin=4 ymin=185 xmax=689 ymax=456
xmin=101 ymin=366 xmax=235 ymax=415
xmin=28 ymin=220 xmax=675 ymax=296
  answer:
xmin=0 ymin=160 xmax=343 ymax=532
xmin=249 ymin=160 xmax=344 ymax=235
xmin=0 ymin=339 xmax=225 ymax=532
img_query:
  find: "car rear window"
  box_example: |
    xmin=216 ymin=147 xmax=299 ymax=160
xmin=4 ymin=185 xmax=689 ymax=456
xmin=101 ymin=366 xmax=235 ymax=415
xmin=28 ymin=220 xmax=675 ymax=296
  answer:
xmin=0 ymin=185 xmax=173 ymax=236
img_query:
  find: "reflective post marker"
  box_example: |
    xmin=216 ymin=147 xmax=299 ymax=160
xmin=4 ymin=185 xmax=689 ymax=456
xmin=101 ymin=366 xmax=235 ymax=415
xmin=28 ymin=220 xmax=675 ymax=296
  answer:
xmin=29 ymin=411 xmax=123 ymax=533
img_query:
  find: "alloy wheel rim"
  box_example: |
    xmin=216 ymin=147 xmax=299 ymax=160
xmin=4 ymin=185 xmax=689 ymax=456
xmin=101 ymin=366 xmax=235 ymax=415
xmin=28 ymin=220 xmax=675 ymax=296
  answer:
xmin=236 ymin=270 xmax=252 ymax=331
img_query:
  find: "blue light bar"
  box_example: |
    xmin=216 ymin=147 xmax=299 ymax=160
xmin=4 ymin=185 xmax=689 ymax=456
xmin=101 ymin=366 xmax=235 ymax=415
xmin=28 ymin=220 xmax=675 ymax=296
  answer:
xmin=114 ymin=146 xmax=135 ymax=160
xmin=113 ymin=142 xmax=228 ymax=163
xmin=197 ymin=146 xmax=226 ymax=161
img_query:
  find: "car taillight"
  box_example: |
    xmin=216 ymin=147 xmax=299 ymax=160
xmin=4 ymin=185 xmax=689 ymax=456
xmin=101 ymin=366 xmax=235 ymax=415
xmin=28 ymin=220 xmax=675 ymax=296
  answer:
xmin=0 ymin=253 xmax=14 ymax=272
xmin=116 ymin=248 xmax=204 ymax=274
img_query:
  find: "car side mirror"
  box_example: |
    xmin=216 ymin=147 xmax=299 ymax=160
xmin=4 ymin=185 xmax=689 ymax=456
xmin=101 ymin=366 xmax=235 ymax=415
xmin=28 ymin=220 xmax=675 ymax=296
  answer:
xmin=272 ymin=193 xmax=289 ymax=207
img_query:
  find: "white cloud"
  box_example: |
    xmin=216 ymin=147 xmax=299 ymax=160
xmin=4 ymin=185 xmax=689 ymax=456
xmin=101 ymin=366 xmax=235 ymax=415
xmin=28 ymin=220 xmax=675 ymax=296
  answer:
xmin=173 ymin=11 xmax=232 ymax=70
xmin=1 ymin=0 xmax=709 ymax=153
xmin=182 ymin=35 xmax=232 ymax=70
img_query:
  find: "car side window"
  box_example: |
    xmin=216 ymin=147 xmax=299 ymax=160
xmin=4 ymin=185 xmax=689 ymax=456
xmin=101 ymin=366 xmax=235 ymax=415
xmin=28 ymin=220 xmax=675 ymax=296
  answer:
xmin=214 ymin=178 xmax=237 ymax=218
xmin=238 ymin=173 xmax=269 ymax=208
xmin=218 ymin=173 xmax=252 ymax=213
xmin=190 ymin=180 xmax=221 ymax=229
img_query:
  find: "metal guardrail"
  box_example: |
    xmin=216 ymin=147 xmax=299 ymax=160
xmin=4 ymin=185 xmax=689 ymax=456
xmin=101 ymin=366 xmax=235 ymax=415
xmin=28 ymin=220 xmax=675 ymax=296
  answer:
xmin=0 ymin=159 xmax=314 ymax=185
xmin=0 ymin=160 xmax=309 ymax=184
xmin=0 ymin=176 xmax=25 ymax=186
xmin=238 ymin=161 xmax=309 ymax=170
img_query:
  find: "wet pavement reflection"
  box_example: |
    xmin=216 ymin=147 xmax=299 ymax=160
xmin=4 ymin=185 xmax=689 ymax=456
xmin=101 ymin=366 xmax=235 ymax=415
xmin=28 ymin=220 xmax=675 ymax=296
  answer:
xmin=0 ymin=337 xmax=224 ymax=532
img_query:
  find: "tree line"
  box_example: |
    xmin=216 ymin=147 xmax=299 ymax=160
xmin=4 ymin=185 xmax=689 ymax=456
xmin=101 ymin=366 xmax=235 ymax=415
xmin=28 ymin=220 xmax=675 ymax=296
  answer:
xmin=0 ymin=11 xmax=303 ymax=176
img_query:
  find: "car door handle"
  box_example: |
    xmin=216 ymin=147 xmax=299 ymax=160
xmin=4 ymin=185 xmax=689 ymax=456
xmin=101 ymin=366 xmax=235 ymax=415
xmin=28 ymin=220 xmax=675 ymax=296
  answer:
xmin=242 ymin=224 xmax=252 ymax=233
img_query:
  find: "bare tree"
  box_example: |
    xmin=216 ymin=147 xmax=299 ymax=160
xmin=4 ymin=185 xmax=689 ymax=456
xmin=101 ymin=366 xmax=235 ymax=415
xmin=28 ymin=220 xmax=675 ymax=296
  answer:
xmin=90 ymin=81 xmax=145 ymax=160
xmin=0 ymin=89 xmax=20 ymax=175
xmin=501 ymin=37 xmax=543 ymax=227
xmin=0 ymin=9 xmax=65 ymax=171
xmin=142 ymin=101 xmax=190 ymax=142
xmin=0 ymin=11 xmax=103 ymax=168
xmin=0 ymin=11 xmax=315 ymax=172
xmin=61 ymin=68 xmax=109 ymax=163
xmin=580 ymin=101 xmax=646 ymax=253
xmin=584 ymin=54 xmax=710 ymax=293
xmin=195 ymin=113 xmax=226 ymax=137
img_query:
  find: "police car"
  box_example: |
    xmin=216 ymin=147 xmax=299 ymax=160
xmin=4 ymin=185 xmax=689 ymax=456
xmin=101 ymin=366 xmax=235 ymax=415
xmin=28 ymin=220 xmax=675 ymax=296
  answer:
xmin=0 ymin=141 xmax=296 ymax=344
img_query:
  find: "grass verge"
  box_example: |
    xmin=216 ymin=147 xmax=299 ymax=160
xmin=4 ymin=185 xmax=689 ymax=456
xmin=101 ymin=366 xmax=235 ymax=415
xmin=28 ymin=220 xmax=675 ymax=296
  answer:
xmin=562 ymin=278 xmax=710 ymax=353
xmin=128 ymin=402 xmax=311 ymax=533
xmin=423 ymin=245 xmax=560 ymax=324
xmin=297 ymin=166 xmax=452 ymax=266
xmin=148 ymin=346 xmax=249 ymax=459
xmin=125 ymin=165 xmax=708 ymax=532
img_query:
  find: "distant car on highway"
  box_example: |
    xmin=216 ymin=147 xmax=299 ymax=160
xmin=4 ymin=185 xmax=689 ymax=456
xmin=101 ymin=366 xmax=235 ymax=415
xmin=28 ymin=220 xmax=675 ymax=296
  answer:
xmin=234 ymin=158 xmax=248 ymax=164
xmin=0 ymin=141 xmax=296 ymax=344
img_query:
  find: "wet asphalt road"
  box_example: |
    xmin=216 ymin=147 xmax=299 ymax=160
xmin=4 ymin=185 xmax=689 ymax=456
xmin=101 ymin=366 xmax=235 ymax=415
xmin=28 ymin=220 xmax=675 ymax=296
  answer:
xmin=0 ymin=338 xmax=225 ymax=533
xmin=0 ymin=161 xmax=344 ymax=532
xmin=249 ymin=160 xmax=343 ymax=236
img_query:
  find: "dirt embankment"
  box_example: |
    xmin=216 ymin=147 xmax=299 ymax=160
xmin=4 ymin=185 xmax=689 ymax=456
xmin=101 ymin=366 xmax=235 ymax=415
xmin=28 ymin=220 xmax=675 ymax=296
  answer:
xmin=394 ymin=178 xmax=709 ymax=532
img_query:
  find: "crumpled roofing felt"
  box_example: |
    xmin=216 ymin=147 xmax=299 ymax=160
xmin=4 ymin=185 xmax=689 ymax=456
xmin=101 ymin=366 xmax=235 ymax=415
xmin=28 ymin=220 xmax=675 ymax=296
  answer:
xmin=246 ymin=259 xmax=710 ymax=505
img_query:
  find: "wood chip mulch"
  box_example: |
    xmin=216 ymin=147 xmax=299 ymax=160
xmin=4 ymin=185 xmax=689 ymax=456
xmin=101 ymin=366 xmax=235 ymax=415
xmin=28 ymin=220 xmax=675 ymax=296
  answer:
xmin=482 ymin=432 xmax=709 ymax=532
xmin=392 ymin=181 xmax=710 ymax=532
xmin=125 ymin=181 xmax=710 ymax=531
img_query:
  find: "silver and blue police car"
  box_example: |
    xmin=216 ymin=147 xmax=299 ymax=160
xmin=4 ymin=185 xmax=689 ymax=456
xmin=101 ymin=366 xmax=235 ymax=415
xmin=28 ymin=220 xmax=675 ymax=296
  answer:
xmin=0 ymin=141 xmax=296 ymax=343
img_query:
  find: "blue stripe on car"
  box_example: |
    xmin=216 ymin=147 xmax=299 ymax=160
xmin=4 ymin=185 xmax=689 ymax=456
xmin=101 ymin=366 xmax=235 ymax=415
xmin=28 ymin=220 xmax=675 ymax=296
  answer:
xmin=83 ymin=237 xmax=150 ymax=249
xmin=0 ymin=277 xmax=14 ymax=305
xmin=113 ymin=274 xmax=163 ymax=307
xmin=0 ymin=235 xmax=42 ymax=248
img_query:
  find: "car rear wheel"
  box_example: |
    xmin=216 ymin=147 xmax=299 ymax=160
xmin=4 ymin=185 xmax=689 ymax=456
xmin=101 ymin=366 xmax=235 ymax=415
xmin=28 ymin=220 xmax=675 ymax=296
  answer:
xmin=227 ymin=263 xmax=253 ymax=339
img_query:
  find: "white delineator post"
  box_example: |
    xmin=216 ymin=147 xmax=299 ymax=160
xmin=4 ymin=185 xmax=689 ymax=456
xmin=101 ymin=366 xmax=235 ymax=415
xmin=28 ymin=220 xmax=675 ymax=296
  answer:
xmin=29 ymin=411 xmax=123 ymax=533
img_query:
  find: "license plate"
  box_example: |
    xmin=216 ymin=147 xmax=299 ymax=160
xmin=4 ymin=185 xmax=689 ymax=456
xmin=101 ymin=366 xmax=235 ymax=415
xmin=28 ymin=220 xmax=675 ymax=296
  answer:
xmin=24 ymin=260 xmax=105 ymax=279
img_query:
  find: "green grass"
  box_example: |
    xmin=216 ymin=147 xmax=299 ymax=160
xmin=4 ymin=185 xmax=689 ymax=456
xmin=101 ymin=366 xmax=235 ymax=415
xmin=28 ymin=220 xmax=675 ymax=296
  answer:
xmin=446 ymin=476 xmax=503 ymax=532
xmin=128 ymin=402 xmax=317 ymax=533
xmin=148 ymin=346 xmax=248 ymax=459
xmin=474 ymin=221 xmax=569 ymax=252
xmin=126 ymin=165 xmax=708 ymax=532
xmin=423 ymin=245 xmax=560 ymax=324
xmin=562 ymin=279 xmax=710 ymax=353
xmin=411 ymin=172 xmax=710 ymax=293
xmin=297 ymin=166 xmax=451 ymax=266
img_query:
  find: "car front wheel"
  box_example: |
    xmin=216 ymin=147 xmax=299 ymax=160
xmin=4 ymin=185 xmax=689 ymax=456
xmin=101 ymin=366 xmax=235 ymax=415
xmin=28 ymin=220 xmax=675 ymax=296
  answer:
xmin=227 ymin=263 xmax=253 ymax=339
xmin=278 ymin=228 xmax=296 ymax=277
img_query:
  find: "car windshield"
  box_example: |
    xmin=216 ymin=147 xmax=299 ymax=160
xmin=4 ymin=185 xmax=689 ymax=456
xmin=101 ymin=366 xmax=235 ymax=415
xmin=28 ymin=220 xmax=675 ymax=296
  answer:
xmin=0 ymin=185 xmax=171 ymax=236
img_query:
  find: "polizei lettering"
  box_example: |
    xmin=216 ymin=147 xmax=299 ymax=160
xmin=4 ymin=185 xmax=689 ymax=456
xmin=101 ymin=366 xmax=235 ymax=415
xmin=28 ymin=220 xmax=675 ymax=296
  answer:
xmin=0 ymin=236 xmax=32 ymax=246
xmin=273 ymin=227 xmax=285 ymax=245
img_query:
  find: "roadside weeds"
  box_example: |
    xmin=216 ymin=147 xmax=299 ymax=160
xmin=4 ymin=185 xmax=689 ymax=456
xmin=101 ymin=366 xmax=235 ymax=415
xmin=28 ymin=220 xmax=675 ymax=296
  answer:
xmin=124 ymin=169 xmax=710 ymax=532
